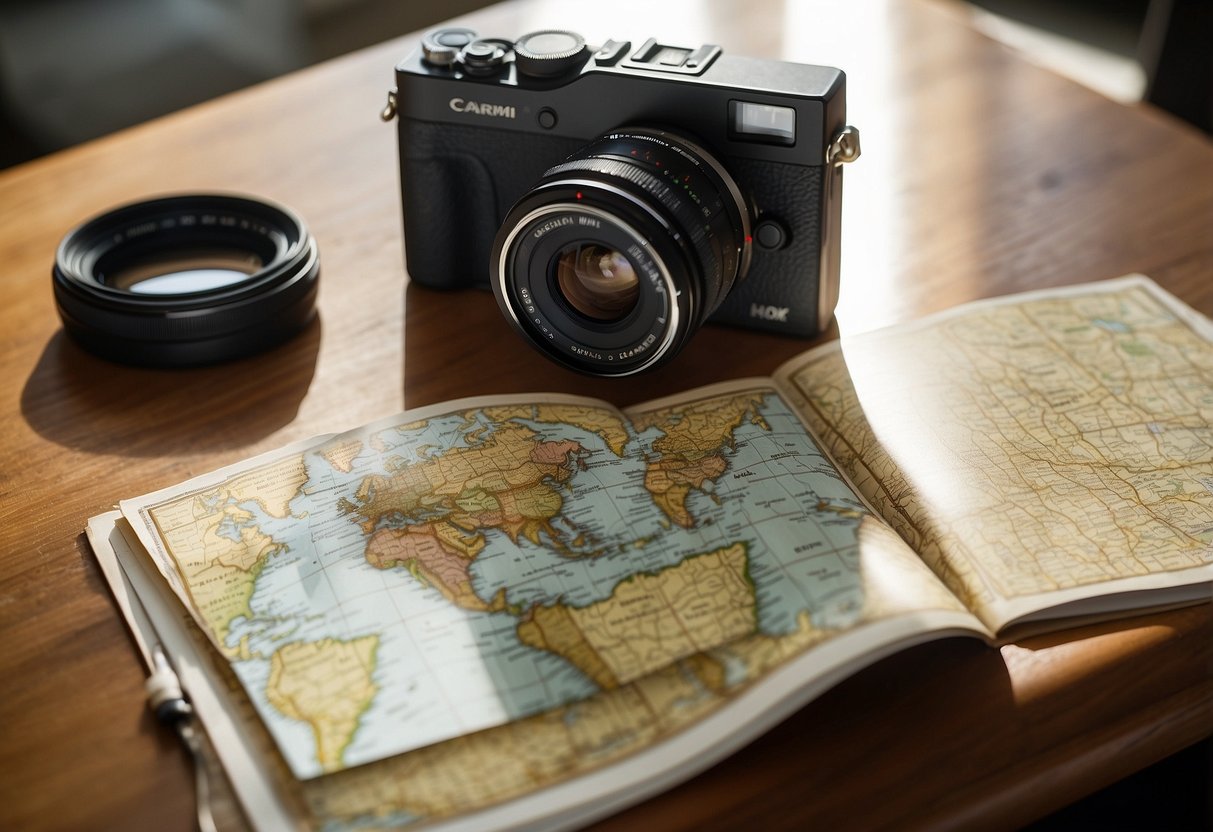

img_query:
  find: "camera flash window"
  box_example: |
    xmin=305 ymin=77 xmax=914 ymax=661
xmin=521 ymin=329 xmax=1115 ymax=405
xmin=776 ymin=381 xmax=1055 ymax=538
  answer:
xmin=729 ymin=100 xmax=797 ymax=145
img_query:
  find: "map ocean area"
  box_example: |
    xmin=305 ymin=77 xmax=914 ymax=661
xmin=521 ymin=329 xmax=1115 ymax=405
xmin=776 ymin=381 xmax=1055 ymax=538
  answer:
xmin=108 ymin=274 xmax=1213 ymax=830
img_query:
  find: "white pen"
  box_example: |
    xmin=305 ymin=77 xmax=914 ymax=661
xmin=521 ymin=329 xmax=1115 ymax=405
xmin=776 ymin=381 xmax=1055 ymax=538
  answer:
xmin=145 ymin=641 xmax=217 ymax=832
xmin=146 ymin=644 xmax=193 ymax=723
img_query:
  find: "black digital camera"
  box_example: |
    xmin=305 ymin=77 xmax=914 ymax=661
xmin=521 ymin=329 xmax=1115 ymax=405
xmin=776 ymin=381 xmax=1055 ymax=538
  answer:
xmin=388 ymin=28 xmax=859 ymax=376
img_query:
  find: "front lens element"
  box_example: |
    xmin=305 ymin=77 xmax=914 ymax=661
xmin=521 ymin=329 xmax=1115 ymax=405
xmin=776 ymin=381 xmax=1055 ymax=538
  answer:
xmin=99 ymin=247 xmax=264 ymax=295
xmin=554 ymin=244 xmax=639 ymax=322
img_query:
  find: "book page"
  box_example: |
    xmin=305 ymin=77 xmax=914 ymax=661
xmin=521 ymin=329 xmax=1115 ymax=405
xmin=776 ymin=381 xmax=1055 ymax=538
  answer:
xmin=93 ymin=504 xmax=980 ymax=832
xmin=117 ymin=382 xmax=983 ymax=817
xmin=775 ymin=275 xmax=1213 ymax=632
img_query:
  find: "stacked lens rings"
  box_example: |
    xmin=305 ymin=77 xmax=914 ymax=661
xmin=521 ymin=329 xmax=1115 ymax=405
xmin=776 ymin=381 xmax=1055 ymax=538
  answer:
xmin=53 ymin=194 xmax=319 ymax=367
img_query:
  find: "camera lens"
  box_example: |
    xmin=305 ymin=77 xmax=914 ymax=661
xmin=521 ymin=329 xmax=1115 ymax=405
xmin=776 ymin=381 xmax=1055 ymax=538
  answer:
xmin=491 ymin=127 xmax=751 ymax=376
xmin=53 ymin=193 xmax=319 ymax=367
xmin=553 ymin=243 xmax=639 ymax=322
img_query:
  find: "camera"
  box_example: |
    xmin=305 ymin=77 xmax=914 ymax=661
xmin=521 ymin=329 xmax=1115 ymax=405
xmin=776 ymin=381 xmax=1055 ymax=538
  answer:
xmin=388 ymin=28 xmax=860 ymax=376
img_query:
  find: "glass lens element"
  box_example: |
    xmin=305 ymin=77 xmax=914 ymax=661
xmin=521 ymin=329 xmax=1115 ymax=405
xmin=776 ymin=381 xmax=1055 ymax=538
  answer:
xmin=554 ymin=244 xmax=639 ymax=322
xmin=101 ymin=248 xmax=263 ymax=295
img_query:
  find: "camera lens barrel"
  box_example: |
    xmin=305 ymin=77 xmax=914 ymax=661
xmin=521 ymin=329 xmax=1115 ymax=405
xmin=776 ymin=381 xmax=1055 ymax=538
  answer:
xmin=53 ymin=194 xmax=319 ymax=367
xmin=492 ymin=127 xmax=751 ymax=376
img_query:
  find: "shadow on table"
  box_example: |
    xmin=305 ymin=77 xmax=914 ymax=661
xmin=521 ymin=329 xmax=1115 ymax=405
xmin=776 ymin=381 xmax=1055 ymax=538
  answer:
xmin=593 ymin=636 xmax=1016 ymax=832
xmin=400 ymin=281 xmax=835 ymax=411
xmin=20 ymin=320 xmax=321 ymax=456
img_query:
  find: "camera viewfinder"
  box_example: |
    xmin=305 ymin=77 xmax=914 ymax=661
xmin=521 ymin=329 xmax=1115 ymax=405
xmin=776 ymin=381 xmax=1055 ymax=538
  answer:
xmin=729 ymin=100 xmax=797 ymax=145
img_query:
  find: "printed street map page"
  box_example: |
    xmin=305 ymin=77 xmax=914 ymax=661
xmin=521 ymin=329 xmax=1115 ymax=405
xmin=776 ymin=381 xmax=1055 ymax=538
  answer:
xmin=781 ymin=276 xmax=1213 ymax=629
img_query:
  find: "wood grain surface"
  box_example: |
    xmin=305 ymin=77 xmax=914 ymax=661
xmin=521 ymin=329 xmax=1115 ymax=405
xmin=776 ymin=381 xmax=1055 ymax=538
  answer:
xmin=0 ymin=0 xmax=1210 ymax=830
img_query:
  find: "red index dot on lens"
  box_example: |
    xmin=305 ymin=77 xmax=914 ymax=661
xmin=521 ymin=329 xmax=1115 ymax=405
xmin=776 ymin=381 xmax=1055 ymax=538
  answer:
xmin=576 ymin=192 xmax=583 ymax=199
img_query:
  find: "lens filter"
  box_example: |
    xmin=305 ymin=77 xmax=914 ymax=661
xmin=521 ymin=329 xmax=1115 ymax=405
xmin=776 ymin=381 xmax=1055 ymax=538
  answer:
xmin=53 ymin=194 xmax=319 ymax=367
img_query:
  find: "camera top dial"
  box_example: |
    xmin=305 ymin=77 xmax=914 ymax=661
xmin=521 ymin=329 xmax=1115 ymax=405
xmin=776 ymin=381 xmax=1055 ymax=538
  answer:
xmin=513 ymin=30 xmax=589 ymax=78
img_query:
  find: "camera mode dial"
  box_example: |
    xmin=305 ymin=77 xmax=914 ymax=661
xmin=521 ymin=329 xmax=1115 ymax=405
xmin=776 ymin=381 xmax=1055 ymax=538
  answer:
xmin=513 ymin=30 xmax=588 ymax=78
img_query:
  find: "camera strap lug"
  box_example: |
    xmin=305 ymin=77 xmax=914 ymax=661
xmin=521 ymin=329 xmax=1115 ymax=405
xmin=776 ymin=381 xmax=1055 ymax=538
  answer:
xmin=827 ymin=125 xmax=861 ymax=166
xmin=381 ymin=90 xmax=398 ymax=122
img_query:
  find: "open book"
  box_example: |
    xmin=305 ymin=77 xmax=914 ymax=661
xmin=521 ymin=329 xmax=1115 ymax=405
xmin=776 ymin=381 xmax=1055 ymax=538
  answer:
xmin=88 ymin=274 xmax=1213 ymax=831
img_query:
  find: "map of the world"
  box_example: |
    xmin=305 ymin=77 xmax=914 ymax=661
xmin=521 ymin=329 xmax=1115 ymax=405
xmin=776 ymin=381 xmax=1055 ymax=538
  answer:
xmin=133 ymin=388 xmax=880 ymax=779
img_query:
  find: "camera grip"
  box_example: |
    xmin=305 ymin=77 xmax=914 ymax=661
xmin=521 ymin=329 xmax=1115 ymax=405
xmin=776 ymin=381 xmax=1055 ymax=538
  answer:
xmin=397 ymin=119 xmax=583 ymax=289
xmin=398 ymin=120 xmax=500 ymax=288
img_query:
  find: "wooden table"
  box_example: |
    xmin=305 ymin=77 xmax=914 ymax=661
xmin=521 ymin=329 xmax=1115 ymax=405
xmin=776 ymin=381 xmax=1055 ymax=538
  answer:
xmin=1 ymin=0 xmax=1210 ymax=829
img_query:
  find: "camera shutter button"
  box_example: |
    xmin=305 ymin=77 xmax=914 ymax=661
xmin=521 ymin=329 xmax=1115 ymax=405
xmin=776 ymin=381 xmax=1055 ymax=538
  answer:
xmin=754 ymin=219 xmax=788 ymax=250
xmin=457 ymin=39 xmax=511 ymax=75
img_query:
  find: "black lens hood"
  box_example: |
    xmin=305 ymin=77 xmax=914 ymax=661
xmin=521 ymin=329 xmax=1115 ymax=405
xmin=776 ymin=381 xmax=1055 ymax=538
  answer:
xmin=53 ymin=193 xmax=319 ymax=367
